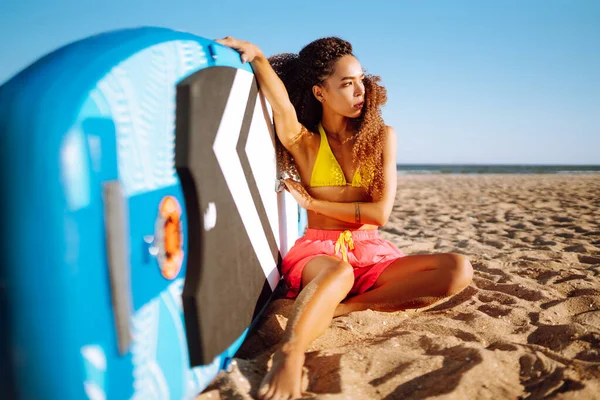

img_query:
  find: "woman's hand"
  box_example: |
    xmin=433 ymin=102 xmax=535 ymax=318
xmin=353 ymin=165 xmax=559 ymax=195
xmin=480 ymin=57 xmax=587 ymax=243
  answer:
xmin=281 ymin=179 xmax=313 ymax=210
xmin=215 ymin=36 xmax=263 ymax=63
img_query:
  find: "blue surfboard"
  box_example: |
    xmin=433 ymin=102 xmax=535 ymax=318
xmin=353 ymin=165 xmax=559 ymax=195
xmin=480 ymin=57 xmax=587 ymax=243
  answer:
xmin=0 ymin=27 xmax=304 ymax=399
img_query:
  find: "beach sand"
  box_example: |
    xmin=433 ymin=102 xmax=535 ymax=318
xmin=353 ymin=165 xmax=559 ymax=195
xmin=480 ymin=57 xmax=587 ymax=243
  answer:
xmin=200 ymin=174 xmax=600 ymax=399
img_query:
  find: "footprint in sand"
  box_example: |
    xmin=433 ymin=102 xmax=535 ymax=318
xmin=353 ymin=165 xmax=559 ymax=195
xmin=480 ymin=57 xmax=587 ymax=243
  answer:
xmin=568 ymin=288 xmax=600 ymax=297
xmin=533 ymin=236 xmax=558 ymax=246
xmin=477 ymin=291 xmax=517 ymax=305
xmin=556 ymin=231 xmax=576 ymax=239
xmin=513 ymin=268 xmax=562 ymax=285
xmin=477 ymin=304 xmax=512 ymax=318
xmin=518 ymin=351 xmax=581 ymax=398
xmin=473 ymin=277 xmax=547 ymax=302
xmin=578 ymin=255 xmax=600 ymax=265
xmin=527 ymin=323 xmax=598 ymax=363
xmin=552 ymin=216 xmax=575 ymax=223
xmin=554 ymin=273 xmax=590 ymax=284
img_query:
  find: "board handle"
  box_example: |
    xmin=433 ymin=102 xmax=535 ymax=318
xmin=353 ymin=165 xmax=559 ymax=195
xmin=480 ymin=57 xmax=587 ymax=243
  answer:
xmin=103 ymin=180 xmax=133 ymax=355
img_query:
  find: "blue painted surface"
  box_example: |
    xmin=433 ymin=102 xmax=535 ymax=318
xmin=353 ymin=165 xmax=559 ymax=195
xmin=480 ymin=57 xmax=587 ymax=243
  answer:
xmin=0 ymin=27 xmax=262 ymax=399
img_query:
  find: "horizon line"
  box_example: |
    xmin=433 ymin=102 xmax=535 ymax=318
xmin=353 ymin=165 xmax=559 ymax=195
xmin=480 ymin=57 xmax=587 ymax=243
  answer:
xmin=396 ymin=163 xmax=600 ymax=167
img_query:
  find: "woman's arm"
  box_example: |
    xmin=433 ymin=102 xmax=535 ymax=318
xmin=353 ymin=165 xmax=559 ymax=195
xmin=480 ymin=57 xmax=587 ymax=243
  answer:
xmin=216 ymin=37 xmax=303 ymax=149
xmin=283 ymin=126 xmax=398 ymax=226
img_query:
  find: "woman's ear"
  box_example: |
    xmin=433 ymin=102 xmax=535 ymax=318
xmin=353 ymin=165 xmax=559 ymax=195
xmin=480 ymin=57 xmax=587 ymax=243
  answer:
xmin=312 ymin=84 xmax=325 ymax=103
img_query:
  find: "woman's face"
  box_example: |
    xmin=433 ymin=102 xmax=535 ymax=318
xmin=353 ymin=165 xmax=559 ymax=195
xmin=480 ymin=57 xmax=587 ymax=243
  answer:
xmin=314 ymin=55 xmax=365 ymax=118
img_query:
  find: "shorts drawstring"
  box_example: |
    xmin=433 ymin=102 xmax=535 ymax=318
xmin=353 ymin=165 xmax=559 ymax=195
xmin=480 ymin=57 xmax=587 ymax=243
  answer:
xmin=334 ymin=230 xmax=355 ymax=262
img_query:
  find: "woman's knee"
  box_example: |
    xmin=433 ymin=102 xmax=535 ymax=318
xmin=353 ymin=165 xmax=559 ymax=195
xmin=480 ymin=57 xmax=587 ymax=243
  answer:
xmin=302 ymin=257 xmax=354 ymax=292
xmin=303 ymin=260 xmax=354 ymax=301
xmin=321 ymin=260 xmax=354 ymax=291
xmin=318 ymin=260 xmax=354 ymax=297
xmin=443 ymin=253 xmax=473 ymax=293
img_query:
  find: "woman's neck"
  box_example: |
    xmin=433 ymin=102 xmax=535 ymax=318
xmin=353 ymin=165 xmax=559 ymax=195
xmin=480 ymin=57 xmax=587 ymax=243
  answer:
xmin=321 ymin=109 xmax=353 ymax=140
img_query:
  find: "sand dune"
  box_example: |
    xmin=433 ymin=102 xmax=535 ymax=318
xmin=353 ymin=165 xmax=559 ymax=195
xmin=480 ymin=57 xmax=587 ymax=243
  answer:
xmin=200 ymin=174 xmax=600 ymax=399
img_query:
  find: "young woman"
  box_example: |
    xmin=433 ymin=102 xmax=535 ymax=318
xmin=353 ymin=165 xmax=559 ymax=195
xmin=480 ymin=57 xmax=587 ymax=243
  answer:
xmin=216 ymin=36 xmax=473 ymax=400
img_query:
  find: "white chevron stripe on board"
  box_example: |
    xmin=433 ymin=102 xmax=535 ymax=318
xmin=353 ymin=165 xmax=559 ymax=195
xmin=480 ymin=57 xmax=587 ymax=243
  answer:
xmin=245 ymin=94 xmax=280 ymax=250
xmin=212 ymin=69 xmax=279 ymax=291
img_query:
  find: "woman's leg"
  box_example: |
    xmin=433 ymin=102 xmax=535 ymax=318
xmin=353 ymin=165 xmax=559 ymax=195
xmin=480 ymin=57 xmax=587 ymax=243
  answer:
xmin=258 ymin=256 xmax=354 ymax=400
xmin=335 ymin=253 xmax=473 ymax=316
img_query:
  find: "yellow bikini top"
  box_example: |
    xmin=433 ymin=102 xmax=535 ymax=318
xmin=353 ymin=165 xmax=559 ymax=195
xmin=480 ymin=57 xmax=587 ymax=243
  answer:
xmin=309 ymin=123 xmax=363 ymax=188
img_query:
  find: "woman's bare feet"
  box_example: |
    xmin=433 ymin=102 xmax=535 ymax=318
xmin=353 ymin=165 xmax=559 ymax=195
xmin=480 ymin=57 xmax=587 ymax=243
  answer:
xmin=257 ymin=345 xmax=305 ymax=400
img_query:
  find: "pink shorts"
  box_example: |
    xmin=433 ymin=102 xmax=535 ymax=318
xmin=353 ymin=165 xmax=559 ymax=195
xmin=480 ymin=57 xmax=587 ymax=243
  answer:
xmin=281 ymin=228 xmax=406 ymax=298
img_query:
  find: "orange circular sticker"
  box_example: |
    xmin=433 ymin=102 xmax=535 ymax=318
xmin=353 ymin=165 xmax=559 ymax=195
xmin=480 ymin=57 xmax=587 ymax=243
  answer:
xmin=155 ymin=196 xmax=184 ymax=280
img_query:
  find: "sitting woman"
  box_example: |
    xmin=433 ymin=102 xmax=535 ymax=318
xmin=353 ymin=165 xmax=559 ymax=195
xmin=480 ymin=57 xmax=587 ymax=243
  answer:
xmin=217 ymin=36 xmax=474 ymax=400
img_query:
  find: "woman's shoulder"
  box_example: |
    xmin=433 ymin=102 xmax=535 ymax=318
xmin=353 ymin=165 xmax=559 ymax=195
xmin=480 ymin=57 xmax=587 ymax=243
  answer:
xmin=381 ymin=125 xmax=397 ymax=152
xmin=384 ymin=125 xmax=397 ymax=140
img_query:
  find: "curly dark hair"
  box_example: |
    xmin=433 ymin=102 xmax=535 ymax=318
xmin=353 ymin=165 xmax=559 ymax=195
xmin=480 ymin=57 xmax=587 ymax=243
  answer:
xmin=268 ymin=37 xmax=388 ymax=198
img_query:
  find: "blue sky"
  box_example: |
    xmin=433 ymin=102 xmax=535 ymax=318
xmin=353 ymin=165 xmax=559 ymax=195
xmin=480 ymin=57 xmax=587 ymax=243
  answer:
xmin=1 ymin=0 xmax=598 ymax=164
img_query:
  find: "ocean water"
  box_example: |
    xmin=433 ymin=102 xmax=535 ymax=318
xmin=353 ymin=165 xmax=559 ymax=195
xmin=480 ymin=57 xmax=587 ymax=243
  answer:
xmin=396 ymin=164 xmax=600 ymax=175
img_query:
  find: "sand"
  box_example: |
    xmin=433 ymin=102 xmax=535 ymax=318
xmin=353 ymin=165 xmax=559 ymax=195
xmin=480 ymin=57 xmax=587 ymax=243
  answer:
xmin=200 ymin=174 xmax=600 ymax=399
